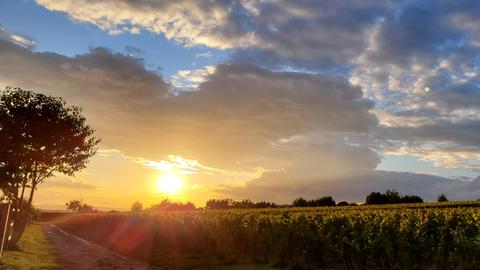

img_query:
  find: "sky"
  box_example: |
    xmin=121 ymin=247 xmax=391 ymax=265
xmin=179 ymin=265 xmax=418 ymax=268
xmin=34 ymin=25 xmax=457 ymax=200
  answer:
xmin=1 ymin=0 xmax=480 ymax=210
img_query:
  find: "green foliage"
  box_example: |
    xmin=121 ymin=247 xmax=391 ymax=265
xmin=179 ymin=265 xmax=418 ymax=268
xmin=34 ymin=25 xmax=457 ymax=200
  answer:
xmin=366 ymin=190 xmax=424 ymax=205
xmin=438 ymin=194 xmax=449 ymax=202
xmin=206 ymin=199 xmax=277 ymax=209
xmin=0 ymin=87 xmax=99 ymax=245
xmin=148 ymin=199 xmax=196 ymax=211
xmin=292 ymin=196 xmax=336 ymax=207
xmin=131 ymin=201 xmax=143 ymax=212
xmin=65 ymin=199 xmax=95 ymax=213
xmin=56 ymin=202 xmax=480 ymax=269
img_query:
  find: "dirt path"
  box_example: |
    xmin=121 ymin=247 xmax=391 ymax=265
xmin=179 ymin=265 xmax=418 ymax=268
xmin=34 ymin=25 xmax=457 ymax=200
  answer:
xmin=42 ymin=223 xmax=157 ymax=270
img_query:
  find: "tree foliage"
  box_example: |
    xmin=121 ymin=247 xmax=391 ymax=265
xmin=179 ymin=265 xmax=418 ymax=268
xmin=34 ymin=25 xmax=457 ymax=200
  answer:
xmin=205 ymin=198 xmax=277 ymax=209
xmin=365 ymin=190 xmax=423 ymax=205
xmin=148 ymin=199 xmax=196 ymax=211
xmin=131 ymin=201 xmax=143 ymax=212
xmin=65 ymin=199 xmax=96 ymax=213
xmin=438 ymin=193 xmax=449 ymax=202
xmin=292 ymin=196 xmax=336 ymax=207
xmin=0 ymin=87 xmax=99 ymax=245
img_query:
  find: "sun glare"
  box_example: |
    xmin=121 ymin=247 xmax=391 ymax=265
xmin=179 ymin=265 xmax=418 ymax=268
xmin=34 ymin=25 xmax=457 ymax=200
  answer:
xmin=157 ymin=172 xmax=183 ymax=195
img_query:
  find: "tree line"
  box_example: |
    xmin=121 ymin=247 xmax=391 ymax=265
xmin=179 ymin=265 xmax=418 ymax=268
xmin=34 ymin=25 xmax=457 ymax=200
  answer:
xmin=66 ymin=191 xmax=452 ymax=214
xmin=119 ymin=190 xmax=449 ymax=212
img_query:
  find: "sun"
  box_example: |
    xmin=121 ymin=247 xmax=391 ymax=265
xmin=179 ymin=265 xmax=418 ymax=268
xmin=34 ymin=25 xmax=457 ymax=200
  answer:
xmin=157 ymin=172 xmax=183 ymax=195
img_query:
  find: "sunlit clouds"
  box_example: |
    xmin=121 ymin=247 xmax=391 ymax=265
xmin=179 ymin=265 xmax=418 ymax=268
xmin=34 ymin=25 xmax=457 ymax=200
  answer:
xmin=1 ymin=0 xmax=480 ymax=209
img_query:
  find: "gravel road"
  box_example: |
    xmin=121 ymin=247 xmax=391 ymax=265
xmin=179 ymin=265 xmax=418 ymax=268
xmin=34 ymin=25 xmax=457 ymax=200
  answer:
xmin=42 ymin=223 xmax=156 ymax=270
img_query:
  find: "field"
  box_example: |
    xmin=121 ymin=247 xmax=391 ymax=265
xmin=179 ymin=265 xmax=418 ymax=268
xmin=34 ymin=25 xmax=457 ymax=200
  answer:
xmin=0 ymin=224 xmax=60 ymax=270
xmin=54 ymin=202 xmax=480 ymax=270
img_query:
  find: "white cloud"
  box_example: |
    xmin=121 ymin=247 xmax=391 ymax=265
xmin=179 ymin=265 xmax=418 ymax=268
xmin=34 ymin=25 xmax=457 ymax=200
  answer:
xmin=0 ymin=26 xmax=35 ymax=49
xmin=169 ymin=65 xmax=216 ymax=91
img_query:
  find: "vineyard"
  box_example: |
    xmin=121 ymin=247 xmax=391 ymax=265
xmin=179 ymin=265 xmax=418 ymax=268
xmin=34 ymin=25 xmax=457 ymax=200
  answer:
xmin=55 ymin=202 xmax=480 ymax=270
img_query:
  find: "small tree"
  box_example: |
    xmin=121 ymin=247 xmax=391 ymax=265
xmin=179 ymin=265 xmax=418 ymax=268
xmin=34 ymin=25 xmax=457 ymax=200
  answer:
xmin=313 ymin=196 xmax=336 ymax=206
xmin=131 ymin=201 xmax=143 ymax=212
xmin=438 ymin=194 xmax=448 ymax=202
xmin=337 ymin=201 xmax=350 ymax=206
xmin=0 ymin=87 xmax=99 ymax=245
xmin=66 ymin=200 xmax=83 ymax=212
xmin=66 ymin=200 xmax=95 ymax=213
xmin=365 ymin=192 xmax=385 ymax=205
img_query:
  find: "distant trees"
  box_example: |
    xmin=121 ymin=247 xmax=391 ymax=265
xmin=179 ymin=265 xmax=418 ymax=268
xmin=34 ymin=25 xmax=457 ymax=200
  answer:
xmin=365 ymin=190 xmax=423 ymax=205
xmin=0 ymin=88 xmax=99 ymax=245
xmin=148 ymin=199 xmax=195 ymax=211
xmin=336 ymin=201 xmax=350 ymax=206
xmin=292 ymin=196 xmax=336 ymax=207
xmin=206 ymin=199 xmax=231 ymax=209
xmin=65 ymin=200 xmax=96 ymax=213
xmin=438 ymin=194 xmax=448 ymax=202
xmin=205 ymin=199 xmax=277 ymax=209
xmin=131 ymin=201 xmax=143 ymax=212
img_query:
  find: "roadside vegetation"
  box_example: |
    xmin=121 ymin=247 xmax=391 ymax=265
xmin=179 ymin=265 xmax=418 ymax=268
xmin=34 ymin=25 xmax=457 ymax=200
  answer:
xmin=0 ymin=224 xmax=60 ymax=270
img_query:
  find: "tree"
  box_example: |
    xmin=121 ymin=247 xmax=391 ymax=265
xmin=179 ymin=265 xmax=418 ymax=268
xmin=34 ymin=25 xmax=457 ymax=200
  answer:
xmin=366 ymin=190 xmax=424 ymax=205
xmin=205 ymin=199 xmax=232 ymax=209
xmin=384 ymin=190 xmax=401 ymax=204
xmin=293 ymin=196 xmax=336 ymax=207
xmin=65 ymin=200 xmax=96 ymax=213
xmin=401 ymin=195 xmax=423 ymax=204
xmin=365 ymin=192 xmax=386 ymax=205
xmin=66 ymin=200 xmax=83 ymax=212
xmin=292 ymin=197 xmax=308 ymax=207
xmin=131 ymin=201 xmax=143 ymax=212
xmin=438 ymin=194 xmax=448 ymax=202
xmin=149 ymin=199 xmax=196 ymax=211
xmin=0 ymin=87 xmax=99 ymax=245
xmin=314 ymin=196 xmax=336 ymax=206
xmin=337 ymin=201 xmax=350 ymax=206
xmin=254 ymin=201 xmax=277 ymax=208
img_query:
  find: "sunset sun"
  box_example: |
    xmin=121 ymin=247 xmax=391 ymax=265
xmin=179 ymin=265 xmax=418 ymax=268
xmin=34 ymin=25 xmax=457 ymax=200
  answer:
xmin=157 ymin=172 xmax=183 ymax=195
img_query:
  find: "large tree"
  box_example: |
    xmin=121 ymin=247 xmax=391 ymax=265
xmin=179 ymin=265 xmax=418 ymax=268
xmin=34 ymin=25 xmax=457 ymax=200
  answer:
xmin=0 ymin=87 xmax=99 ymax=245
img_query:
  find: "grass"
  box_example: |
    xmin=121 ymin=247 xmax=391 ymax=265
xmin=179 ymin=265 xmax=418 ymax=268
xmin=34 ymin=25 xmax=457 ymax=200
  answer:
xmin=0 ymin=223 xmax=60 ymax=270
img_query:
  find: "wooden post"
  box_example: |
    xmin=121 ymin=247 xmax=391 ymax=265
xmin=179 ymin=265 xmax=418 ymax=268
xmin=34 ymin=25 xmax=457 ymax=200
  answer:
xmin=0 ymin=203 xmax=11 ymax=257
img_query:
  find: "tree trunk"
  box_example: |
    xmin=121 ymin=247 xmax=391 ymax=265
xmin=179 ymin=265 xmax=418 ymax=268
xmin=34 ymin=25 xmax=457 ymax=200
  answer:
xmin=27 ymin=182 xmax=36 ymax=208
xmin=19 ymin=182 xmax=26 ymax=210
xmin=7 ymin=183 xmax=36 ymax=248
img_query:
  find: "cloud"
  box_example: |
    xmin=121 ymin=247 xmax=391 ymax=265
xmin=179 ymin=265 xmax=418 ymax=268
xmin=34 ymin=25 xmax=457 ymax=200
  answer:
xmin=0 ymin=38 xmax=376 ymax=173
xmin=0 ymin=38 xmax=169 ymax=155
xmin=0 ymin=25 xmax=35 ymax=49
xmin=44 ymin=176 xmax=96 ymax=190
xmin=35 ymin=0 xmax=254 ymax=48
xmin=35 ymin=0 xmax=391 ymax=69
xmin=169 ymin=66 xmax=216 ymax=91
xmin=218 ymin=170 xmax=480 ymax=203
xmin=7 ymin=0 xmax=480 ymax=202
